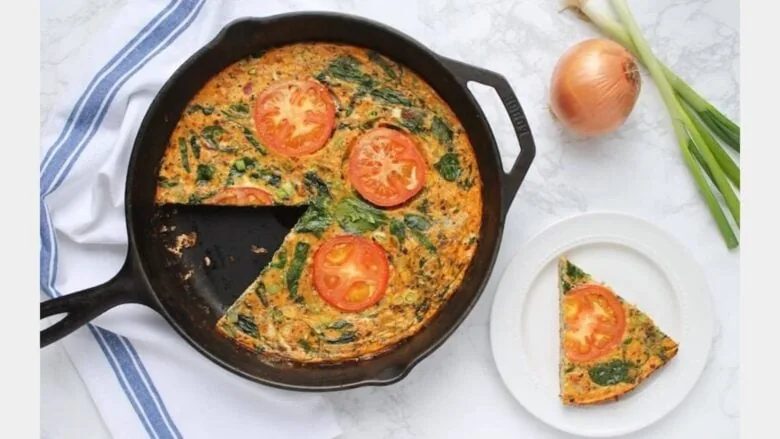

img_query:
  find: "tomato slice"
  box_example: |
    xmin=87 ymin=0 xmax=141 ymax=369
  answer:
xmin=348 ymin=127 xmax=427 ymax=207
xmin=312 ymin=235 xmax=390 ymax=312
xmin=562 ymin=284 xmax=626 ymax=362
xmin=253 ymin=79 xmax=335 ymax=157
xmin=210 ymin=187 xmax=273 ymax=205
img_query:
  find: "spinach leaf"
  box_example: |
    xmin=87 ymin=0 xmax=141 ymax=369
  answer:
xmin=566 ymin=261 xmax=587 ymax=282
xmin=196 ymin=164 xmax=215 ymax=183
xmin=230 ymin=103 xmax=250 ymax=115
xmin=235 ymin=315 xmax=259 ymax=338
xmin=298 ymin=339 xmax=315 ymax=353
xmin=188 ymin=133 xmax=201 ymax=159
xmin=187 ymin=103 xmax=214 ymax=115
xmin=389 ymin=220 xmax=406 ymax=244
xmin=327 ymin=320 xmax=353 ymax=330
xmin=294 ymin=202 xmax=333 ymax=236
xmin=561 ymin=280 xmax=573 ymax=294
xmin=178 ymin=137 xmax=190 ymax=172
xmin=187 ymin=191 xmax=217 ymax=204
xmin=434 ymin=152 xmax=462 ymax=182
xmin=431 ymin=116 xmax=454 ymax=147
xmin=588 ymin=360 xmax=634 ymax=386
xmin=321 ymin=55 xmax=375 ymax=88
xmin=217 ymin=109 xmax=266 ymax=155
xmin=322 ymin=319 xmax=357 ymax=344
xmin=403 ymin=214 xmax=432 ymax=231
xmin=303 ymin=171 xmax=330 ymax=198
xmin=220 ymin=103 xmax=250 ymax=121
xmin=270 ymin=248 xmax=287 ymax=269
xmin=370 ymin=87 xmax=412 ymax=106
xmin=324 ymin=332 xmax=357 ymax=344
xmin=414 ymin=299 xmax=431 ymax=321
xmin=314 ymin=71 xmax=331 ymax=86
xmin=158 ymin=177 xmax=179 ymax=188
xmin=417 ymin=199 xmax=431 ymax=214
xmin=334 ymin=197 xmax=388 ymax=234
xmin=286 ymin=242 xmax=310 ymax=300
xmin=245 ymin=158 xmax=259 ymax=172
xmin=251 ymin=169 xmax=282 ymax=187
xmin=255 ymin=282 xmax=269 ymax=307
xmin=201 ymin=125 xmax=227 ymax=150
xmin=399 ymin=108 xmax=426 ymax=133
xmin=367 ymin=49 xmax=397 ymax=80
xmin=202 ymin=125 xmax=225 ymax=140
xmin=243 ymin=127 xmax=267 ymax=155
xmin=410 ymin=229 xmax=437 ymax=254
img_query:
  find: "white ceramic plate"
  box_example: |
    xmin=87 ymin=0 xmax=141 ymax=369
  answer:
xmin=490 ymin=212 xmax=713 ymax=437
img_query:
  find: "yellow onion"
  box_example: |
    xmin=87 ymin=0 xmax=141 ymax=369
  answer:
xmin=549 ymin=38 xmax=641 ymax=136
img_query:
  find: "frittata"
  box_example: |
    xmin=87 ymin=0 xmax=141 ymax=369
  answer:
xmin=558 ymin=257 xmax=679 ymax=405
xmin=154 ymin=43 xmax=483 ymax=363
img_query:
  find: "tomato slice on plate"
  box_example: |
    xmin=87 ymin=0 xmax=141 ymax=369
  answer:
xmin=210 ymin=187 xmax=273 ymax=205
xmin=562 ymin=284 xmax=626 ymax=362
xmin=348 ymin=127 xmax=427 ymax=207
xmin=253 ymin=79 xmax=335 ymax=157
xmin=313 ymin=235 xmax=390 ymax=312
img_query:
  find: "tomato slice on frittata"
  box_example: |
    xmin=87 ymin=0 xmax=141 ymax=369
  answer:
xmin=348 ymin=127 xmax=427 ymax=207
xmin=312 ymin=235 xmax=390 ymax=312
xmin=558 ymin=256 xmax=679 ymax=405
xmin=210 ymin=186 xmax=274 ymax=205
xmin=253 ymin=79 xmax=336 ymax=157
xmin=562 ymin=283 xmax=626 ymax=363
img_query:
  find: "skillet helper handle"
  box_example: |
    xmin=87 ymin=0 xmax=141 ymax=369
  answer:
xmin=441 ymin=57 xmax=536 ymax=216
xmin=40 ymin=259 xmax=147 ymax=347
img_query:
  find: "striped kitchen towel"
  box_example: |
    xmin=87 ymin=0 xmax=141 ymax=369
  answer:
xmin=39 ymin=1 xmax=356 ymax=438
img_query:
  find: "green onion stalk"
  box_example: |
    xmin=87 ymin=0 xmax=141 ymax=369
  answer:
xmin=607 ymin=0 xmax=739 ymax=248
xmin=564 ymin=0 xmax=740 ymax=153
xmin=681 ymin=101 xmax=739 ymax=188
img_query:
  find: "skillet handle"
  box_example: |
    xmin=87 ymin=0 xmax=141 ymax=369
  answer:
xmin=40 ymin=258 xmax=149 ymax=347
xmin=440 ymin=57 xmax=536 ymax=217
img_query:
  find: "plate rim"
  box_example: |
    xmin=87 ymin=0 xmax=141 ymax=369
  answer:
xmin=489 ymin=211 xmax=714 ymax=437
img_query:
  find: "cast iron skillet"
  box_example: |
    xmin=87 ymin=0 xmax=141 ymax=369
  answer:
xmin=39 ymin=12 xmax=536 ymax=391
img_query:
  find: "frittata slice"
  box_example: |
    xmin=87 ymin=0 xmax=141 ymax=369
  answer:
xmin=558 ymin=256 xmax=679 ymax=405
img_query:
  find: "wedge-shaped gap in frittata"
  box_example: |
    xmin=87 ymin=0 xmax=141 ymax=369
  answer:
xmin=155 ymin=204 xmax=308 ymax=308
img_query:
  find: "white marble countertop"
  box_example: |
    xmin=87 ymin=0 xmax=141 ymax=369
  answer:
xmin=41 ymin=0 xmax=739 ymax=438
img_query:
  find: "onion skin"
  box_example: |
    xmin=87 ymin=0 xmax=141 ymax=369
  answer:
xmin=550 ymin=38 xmax=641 ymax=136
